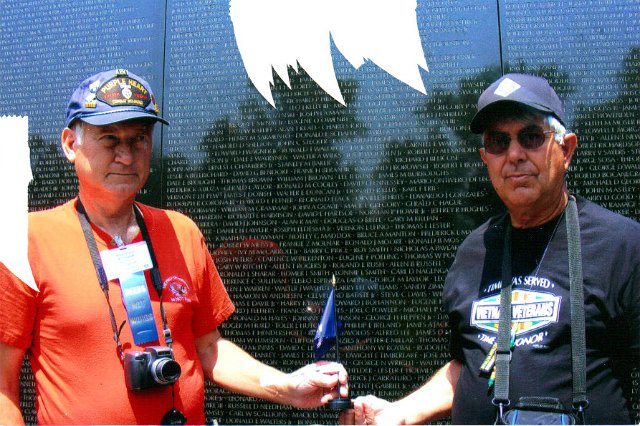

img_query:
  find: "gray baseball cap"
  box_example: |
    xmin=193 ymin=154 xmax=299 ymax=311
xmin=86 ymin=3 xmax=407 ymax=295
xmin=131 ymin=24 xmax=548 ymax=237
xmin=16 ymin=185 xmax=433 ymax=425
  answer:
xmin=470 ymin=73 xmax=565 ymax=134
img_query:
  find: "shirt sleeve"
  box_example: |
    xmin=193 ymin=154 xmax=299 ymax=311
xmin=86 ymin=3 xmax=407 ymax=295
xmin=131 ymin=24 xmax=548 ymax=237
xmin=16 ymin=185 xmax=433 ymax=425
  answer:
xmin=189 ymin=229 xmax=235 ymax=338
xmin=625 ymin=262 xmax=640 ymax=351
xmin=443 ymin=257 xmax=465 ymax=362
xmin=0 ymin=262 xmax=36 ymax=349
xmin=193 ymin=238 xmax=235 ymax=337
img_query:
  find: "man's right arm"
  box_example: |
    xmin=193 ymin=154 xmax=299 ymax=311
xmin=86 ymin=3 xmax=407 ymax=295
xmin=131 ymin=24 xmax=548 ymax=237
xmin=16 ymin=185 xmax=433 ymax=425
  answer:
xmin=352 ymin=359 xmax=461 ymax=425
xmin=0 ymin=342 xmax=26 ymax=425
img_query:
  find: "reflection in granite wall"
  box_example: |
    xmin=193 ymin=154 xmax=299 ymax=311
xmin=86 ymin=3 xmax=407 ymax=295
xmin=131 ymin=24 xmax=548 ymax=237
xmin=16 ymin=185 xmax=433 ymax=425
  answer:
xmin=163 ymin=1 xmax=505 ymax=422
xmin=162 ymin=0 xmax=639 ymax=422
xmin=500 ymin=0 xmax=640 ymax=219
xmin=0 ymin=0 xmax=637 ymax=423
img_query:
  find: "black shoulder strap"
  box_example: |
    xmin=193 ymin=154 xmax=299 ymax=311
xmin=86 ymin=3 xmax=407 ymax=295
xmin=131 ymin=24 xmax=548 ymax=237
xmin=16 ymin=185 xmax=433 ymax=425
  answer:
xmin=566 ymin=197 xmax=589 ymax=421
xmin=133 ymin=204 xmax=173 ymax=346
xmin=133 ymin=203 xmax=163 ymax=297
xmin=493 ymin=197 xmax=588 ymax=422
xmin=493 ymin=220 xmax=512 ymax=407
xmin=493 ymin=220 xmax=512 ymax=409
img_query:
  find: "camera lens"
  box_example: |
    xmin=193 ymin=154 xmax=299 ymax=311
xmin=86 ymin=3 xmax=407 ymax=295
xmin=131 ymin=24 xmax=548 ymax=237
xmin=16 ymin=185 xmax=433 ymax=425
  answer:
xmin=150 ymin=358 xmax=181 ymax=385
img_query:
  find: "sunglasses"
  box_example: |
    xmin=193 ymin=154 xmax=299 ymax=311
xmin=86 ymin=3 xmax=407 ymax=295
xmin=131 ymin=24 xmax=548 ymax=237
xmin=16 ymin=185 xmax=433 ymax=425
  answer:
xmin=483 ymin=128 xmax=556 ymax=155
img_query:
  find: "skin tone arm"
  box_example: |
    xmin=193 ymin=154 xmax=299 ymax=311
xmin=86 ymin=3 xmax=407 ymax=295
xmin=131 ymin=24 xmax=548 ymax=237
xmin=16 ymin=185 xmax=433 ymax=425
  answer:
xmin=0 ymin=342 xmax=26 ymax=425
xmin=195 ymin=329 xmax=348 ymax=409
xmin=352 ymin=359 xmax=461 ymax=425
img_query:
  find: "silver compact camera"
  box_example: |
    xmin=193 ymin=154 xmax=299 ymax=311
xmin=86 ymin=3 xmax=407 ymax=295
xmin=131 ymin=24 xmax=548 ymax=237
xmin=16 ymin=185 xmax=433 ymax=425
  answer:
xmin=124 ymin=346 xmax=181 ymax=390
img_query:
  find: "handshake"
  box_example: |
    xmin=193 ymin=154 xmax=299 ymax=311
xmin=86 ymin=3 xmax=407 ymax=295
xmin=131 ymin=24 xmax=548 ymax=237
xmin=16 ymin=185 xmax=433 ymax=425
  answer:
xmin=337 ymin=361 xmax=460 ymax=425
xmin=339 ymin=395 xmax=407 ymax=425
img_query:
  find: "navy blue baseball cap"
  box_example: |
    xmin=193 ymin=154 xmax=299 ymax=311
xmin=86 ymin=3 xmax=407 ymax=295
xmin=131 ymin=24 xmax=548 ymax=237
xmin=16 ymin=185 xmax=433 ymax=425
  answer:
xmin=470 ymin=73 xmax=565 ymax=134
xmin=65 ymin=69 xmax=169 ymax=128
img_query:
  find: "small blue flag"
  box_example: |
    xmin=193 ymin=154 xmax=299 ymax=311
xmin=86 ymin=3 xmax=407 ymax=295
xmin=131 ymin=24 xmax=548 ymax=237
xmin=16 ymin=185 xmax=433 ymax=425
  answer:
xmin=313 ymin=287 xmax=337 ymax=361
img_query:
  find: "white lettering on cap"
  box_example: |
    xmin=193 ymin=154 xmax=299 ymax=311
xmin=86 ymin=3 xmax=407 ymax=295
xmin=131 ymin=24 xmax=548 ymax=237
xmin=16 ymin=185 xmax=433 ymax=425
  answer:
xmin=494 ymin=78 xmax=521 ymax=97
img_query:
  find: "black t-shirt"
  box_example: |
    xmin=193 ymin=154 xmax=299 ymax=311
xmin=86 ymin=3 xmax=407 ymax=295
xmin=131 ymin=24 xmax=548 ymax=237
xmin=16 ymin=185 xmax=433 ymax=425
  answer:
xmin=443 ymin=196 xmax=640 ymax=424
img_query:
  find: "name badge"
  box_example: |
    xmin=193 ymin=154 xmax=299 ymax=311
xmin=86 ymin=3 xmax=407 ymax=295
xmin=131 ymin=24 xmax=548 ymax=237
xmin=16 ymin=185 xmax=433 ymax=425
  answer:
xmin=100 ymin=241 xmax=153 ymax=281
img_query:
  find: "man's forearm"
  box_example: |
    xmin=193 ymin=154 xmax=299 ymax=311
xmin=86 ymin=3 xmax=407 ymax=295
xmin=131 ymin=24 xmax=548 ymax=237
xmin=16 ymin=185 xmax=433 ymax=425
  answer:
xmin=196 ymin=329 xmax=348 ymax=409
xmin=0 ymin=394 xmax=24 ymax=425
xmin=393 ymin=359 xmax=461 ymax=424
xmin=196 ymin=329 xmax=293 ymax=404
xmin=0 ymin=343 xmax=27 ymax=425
xmin=212 ymin=338 xmax=290 ymax=404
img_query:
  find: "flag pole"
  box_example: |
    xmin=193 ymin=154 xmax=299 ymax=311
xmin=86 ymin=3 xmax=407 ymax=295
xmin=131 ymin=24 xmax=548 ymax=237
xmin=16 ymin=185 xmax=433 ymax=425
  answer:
xmin=327 ymin=273 xmax=353 ymax=411
xmin=331 ymin=274 xmax=342 ymax=365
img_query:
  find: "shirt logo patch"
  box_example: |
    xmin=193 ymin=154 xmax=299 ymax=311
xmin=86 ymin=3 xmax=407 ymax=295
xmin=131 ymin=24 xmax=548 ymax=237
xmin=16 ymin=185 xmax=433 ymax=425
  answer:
xmin=164 ymin=276 xmax=192 ymax=303
xmin=471 ymin=289 xmax=561 ymax=335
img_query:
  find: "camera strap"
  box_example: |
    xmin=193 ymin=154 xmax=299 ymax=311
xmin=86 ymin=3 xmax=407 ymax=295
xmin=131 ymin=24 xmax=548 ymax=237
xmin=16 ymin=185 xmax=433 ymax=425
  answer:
xmin=76 ymin=199 xmax=174 ymax=359
xmin=492 ymin=196 xmax=588 ymax=423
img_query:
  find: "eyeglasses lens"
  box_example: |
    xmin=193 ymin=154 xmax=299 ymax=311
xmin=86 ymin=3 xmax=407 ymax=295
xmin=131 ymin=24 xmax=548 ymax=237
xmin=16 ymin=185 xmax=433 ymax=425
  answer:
xmin=483 ymin=130 xmax=549 ymax=154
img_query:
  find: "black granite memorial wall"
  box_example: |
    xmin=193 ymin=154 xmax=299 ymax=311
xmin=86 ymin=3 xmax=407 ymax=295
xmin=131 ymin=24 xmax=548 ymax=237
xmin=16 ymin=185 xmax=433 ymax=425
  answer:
xmin=0 ymin=0 xmax=637 ymax=423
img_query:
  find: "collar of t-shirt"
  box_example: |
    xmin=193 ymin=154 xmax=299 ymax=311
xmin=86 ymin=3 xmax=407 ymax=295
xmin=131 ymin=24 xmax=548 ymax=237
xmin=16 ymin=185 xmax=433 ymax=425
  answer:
xmin=510 ymin=214 xmax=563 ymax=276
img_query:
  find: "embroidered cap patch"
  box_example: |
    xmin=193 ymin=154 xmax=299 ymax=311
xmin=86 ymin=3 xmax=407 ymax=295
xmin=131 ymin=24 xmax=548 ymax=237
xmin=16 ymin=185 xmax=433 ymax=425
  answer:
xmin=96 ymin=76 xmax=152 ymax=108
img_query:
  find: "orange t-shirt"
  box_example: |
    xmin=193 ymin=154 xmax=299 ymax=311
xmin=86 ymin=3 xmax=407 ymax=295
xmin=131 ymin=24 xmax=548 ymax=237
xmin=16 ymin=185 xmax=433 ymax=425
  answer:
xmin=0 ymin=199 xmax=235 ymax=424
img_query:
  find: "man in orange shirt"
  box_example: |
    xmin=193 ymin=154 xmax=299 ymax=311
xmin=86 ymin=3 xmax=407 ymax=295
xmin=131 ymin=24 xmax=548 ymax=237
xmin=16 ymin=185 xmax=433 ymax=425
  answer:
xmin=0 ymin=69 xmax=347 ymax=424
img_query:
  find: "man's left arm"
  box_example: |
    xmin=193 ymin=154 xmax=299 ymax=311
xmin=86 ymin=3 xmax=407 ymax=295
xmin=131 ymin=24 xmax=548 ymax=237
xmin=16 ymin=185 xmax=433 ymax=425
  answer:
xmin=195 ymin=328 xmax=348 ymax=408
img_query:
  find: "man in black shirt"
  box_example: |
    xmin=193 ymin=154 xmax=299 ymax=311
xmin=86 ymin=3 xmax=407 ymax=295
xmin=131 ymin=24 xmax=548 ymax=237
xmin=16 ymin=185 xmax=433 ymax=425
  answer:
xmin=352 ymin=74 xmax=640 ymax=424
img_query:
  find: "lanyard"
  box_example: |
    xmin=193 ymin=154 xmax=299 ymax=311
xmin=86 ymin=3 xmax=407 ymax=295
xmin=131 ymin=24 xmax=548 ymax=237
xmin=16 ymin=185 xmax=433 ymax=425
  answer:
xmin=75 ymin=199 xmax=173 ymax=359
